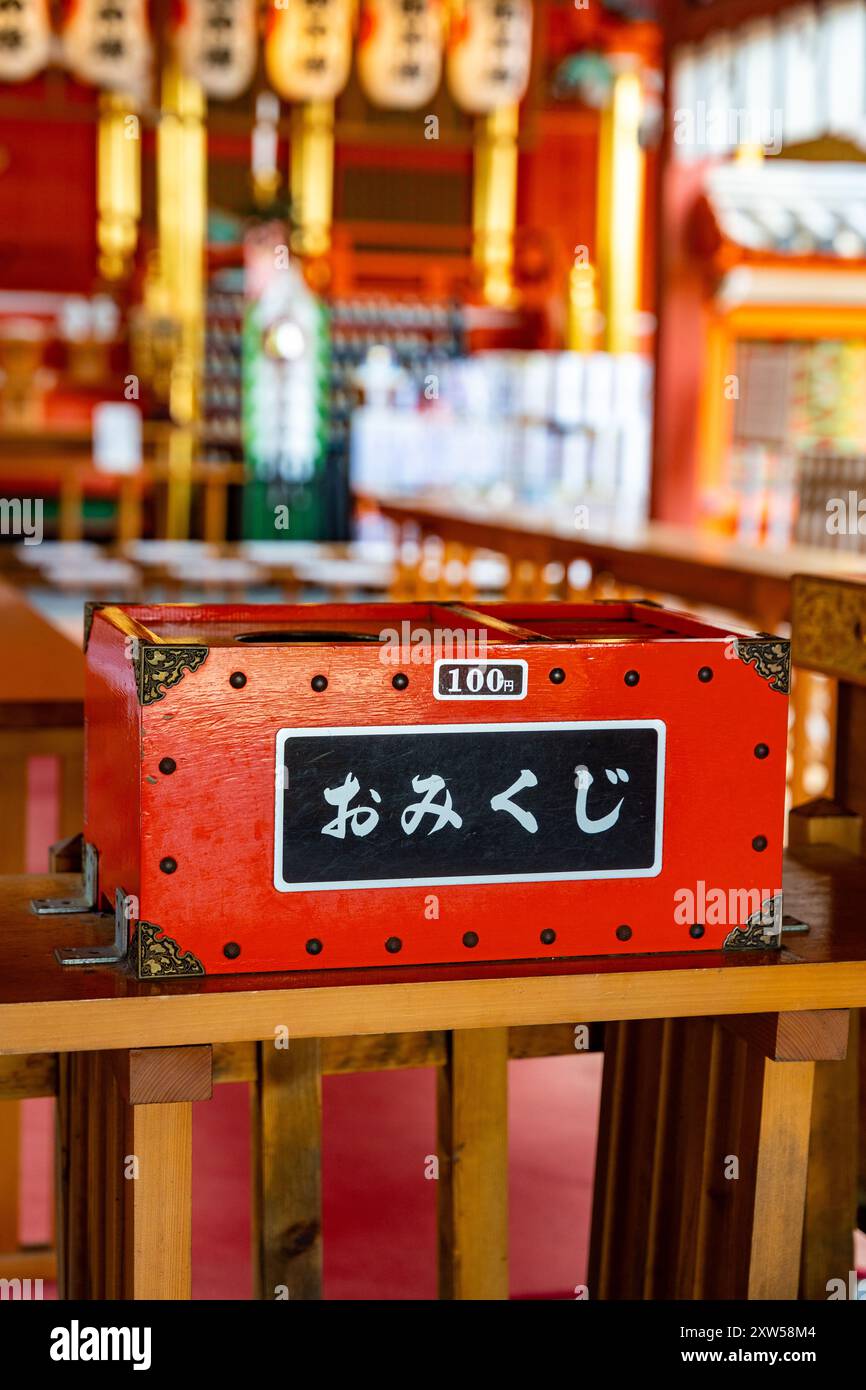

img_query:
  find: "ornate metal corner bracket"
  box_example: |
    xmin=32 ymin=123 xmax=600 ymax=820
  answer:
xmin=723 ymin=893 xmax=783 ymax=950
xmin=129 ymin=920 xmax=205 ymax=979
xmin=134 ymin=645 xmax=209 ymax=705
xmin=735 ymin=636 xmax=791 ymax=695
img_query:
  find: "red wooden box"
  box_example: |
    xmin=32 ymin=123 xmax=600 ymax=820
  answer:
xmin=81 ymin=600 xmax=790 ymax=979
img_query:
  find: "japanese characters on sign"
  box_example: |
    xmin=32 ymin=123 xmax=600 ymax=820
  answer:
xmin=274 ymin=720 xmax=665 ymax=891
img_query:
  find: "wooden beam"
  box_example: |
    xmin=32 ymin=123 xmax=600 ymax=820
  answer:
xmin=113 ymin=1044 xmax=213 ymax=1105
xmin=720 ymin=1010 xmax=850 ymax=1062
xmin=437 ymin=1028 xmax=509 ymax=1300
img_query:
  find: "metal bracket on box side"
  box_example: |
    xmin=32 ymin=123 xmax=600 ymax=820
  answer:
xmin=53 ymin=886 xmax=129 ymax=969
xmin=31 ymin=841 xmax=98 ymax=917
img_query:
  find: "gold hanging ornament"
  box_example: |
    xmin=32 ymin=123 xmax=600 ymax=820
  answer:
xmin=446 ymin=0 xmax=533 ymax=308
xmin=97 ymin=94 xmax=141 ymax=282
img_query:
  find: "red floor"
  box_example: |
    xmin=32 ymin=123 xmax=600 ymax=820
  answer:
xmin=20 ymin=1056 xmax=601 ymax=1300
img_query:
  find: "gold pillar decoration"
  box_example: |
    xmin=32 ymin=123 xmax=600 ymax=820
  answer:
xmin=157 ymin=56 xmax=207 ymax=538
xmin=97 ymin=92 xmax=141 ymax=281
xmin=289 ymin=100 xmax=335 ymax=259
xmin=596 ymin=66 xmax=645 ymax=354
xmin=472 ymin=103 xmax=519 ymax=309
xmin=568 ymin=261 xmax=600 ymax=353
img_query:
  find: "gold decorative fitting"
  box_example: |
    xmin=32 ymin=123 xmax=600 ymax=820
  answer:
xmin=135 ymin=644 xmax=208 ymax=705
xmin=723 ymin=894 xmax=783 ymax=950
xmin=791 ymin=575 xmax=866 ymax=686
xmin=129 ymin=921 xmax=205 ymax=979
xmin=736 ymin=638 xmax=790 ymax=695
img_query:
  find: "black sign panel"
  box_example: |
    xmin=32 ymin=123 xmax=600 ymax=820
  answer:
xmin=274 ymin=720 xmax=664 ymax=891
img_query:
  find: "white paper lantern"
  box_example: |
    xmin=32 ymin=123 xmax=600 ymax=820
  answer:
xmin=266 ymin=0 xmax=353 ymax=103
xmin=0 ymin=0 xmax=51 ymax=83
xmin=176 ymin=0 xmax=258 ymax=101
xmin=446 ymin=0 xmax=532 ymax=115
xmin=63 ymin=0 xmax=152 ymax=99
xmin=358 ymin=0 xmax=444 ymax=110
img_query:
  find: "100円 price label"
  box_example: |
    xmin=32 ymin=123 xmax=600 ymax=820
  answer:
xmin=434 ymin=659 xmax=528 ymax=699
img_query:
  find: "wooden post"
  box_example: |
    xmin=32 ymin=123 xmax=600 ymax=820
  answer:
xmin=748 ymin=1057 xmax=815 ymax=1300
xmin=251 ymin=1037 xmax=323 ymax=1301
xmin=57 ymin=1046 xmax=210 ymax=1300
xmin=437 ymin=1028 xmax=509 ymax=1300
xmin=801 ymin=1012 xmax=859 ymax=1299
xmin=788 ymin=799 xmax=861 ymax=1298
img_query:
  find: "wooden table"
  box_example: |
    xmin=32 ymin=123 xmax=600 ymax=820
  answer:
xmin=0 ymin=458 xmax=246 ymax=544
xmin=0 ymin=580 xmax=83 ymax=1280
xmin=1 ymin=846 xmax=864 ymax=1299
xmin=359 ymin=489 xmax=866 ymax=626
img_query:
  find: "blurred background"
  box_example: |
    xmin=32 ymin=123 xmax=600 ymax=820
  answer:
xmin=2 ymin=0 xmax=866 ymax=1299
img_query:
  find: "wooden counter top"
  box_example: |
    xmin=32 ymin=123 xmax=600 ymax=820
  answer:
xmin=1 ymin=847 xmax=865 ymax=1054
xmin=0 ymin=579 xmax=84 ymax=728
xmin=359 ymin=489 xmax=866 ymax=623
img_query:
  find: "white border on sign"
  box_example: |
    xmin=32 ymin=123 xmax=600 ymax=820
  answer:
xmin=432 ymin=658 xmax=529 ymax=701
xmin=273 ymin=720 xmax=666 ymax=893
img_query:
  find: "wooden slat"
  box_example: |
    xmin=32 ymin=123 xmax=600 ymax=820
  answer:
xmin=801 ymin=1011 xmax=858 ymax=1299
xmin=0 ymin=1099 xmax=20 ymax=1251
xmin=588 ymin=1019 xmax=671 ymax=1299
xmin=747 ymin=1057 xmax=815 ymax=1300
xmin=213 ymin=1023 xmax=586 ymax=1086
xmin=85 ymin=1051 xmax=107 ymax=1297
xmin=251 ymin=1038 xmax=322 ymax=1300
xmin=55 ymin=1052 xmax=88 ymax=1299
xmin=322 ymin=1031 xmax=446 ymax=1074
xmin=103 ymin=1051 xmax=125 ymax=1300
xmin=126 ymin=1101 xmax=193 ymax=1299
xmin=642 ymin=1018 xmax=675 ymax=1296
xmin=437 ymin=1028 xmax=508 ymax=1300
xmin=668 ymin=1020 xmax=716 ymax=1297
xmin=588 ymin=1019 xmax=630 ymax=1299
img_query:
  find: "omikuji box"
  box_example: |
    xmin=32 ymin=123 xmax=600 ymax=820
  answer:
xmin=80 ymin=601 xmax=790 ymax=979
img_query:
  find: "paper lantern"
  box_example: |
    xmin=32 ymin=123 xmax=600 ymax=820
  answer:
xmin=0 ymin=0 xmax=51 ymax=83
xmin=357 ymin=0 xmax=443 ymax=110
xmin=265 ymin=0 xmax=353 ymax=103
xmin=176 ymin=0 xmax=258 ymax=101
xmin=447 ymin=0 xmax=532 ymax=115
xmin=63 ymin=0 xmax=152 ymax=98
